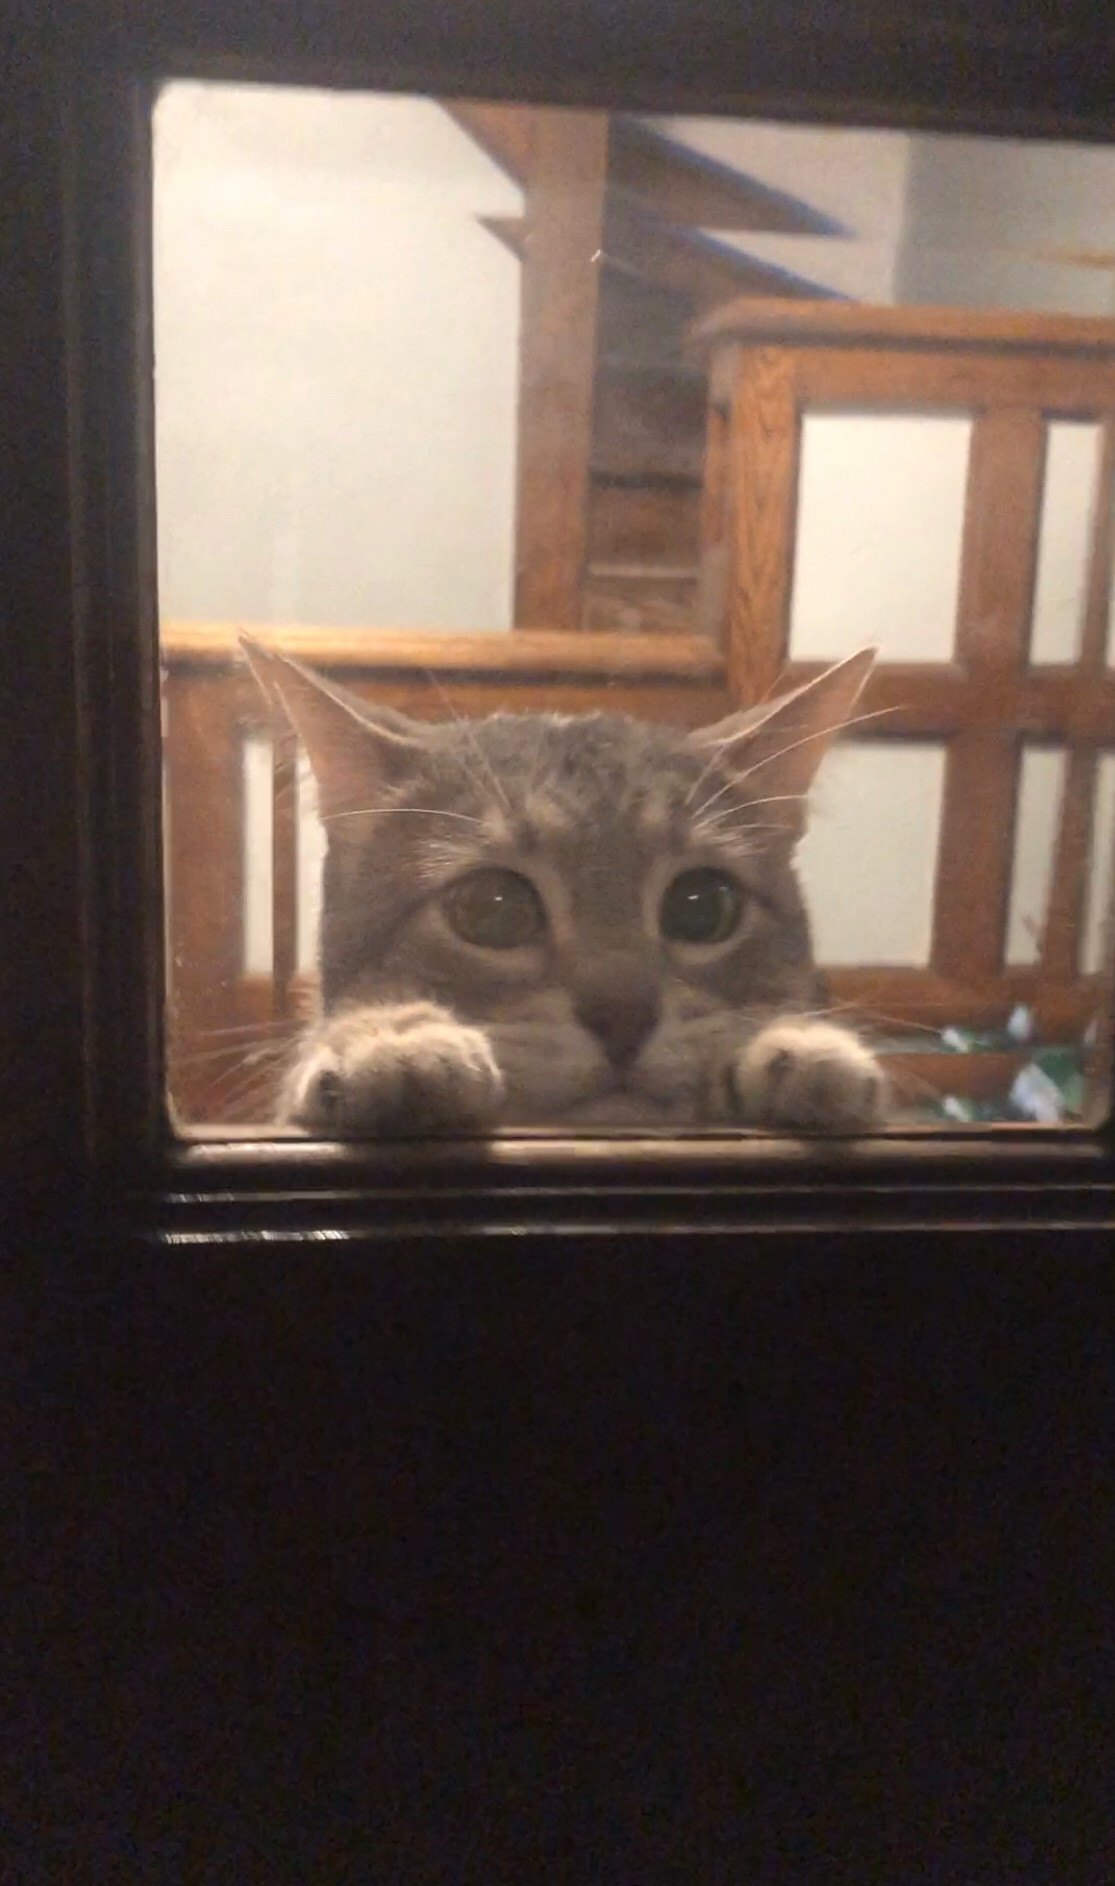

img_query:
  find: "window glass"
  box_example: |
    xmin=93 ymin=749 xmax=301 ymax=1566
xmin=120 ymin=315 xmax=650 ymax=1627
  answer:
xmin=156 ymin=83 xmax=1115 ymax=1137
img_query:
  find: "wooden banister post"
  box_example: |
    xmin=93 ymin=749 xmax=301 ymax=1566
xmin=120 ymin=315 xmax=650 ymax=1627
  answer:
xmin=513 ymin=108 xmax=609 ymax=629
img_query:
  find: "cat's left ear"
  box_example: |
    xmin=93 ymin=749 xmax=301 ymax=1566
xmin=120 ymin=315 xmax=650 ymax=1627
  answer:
xmin=690 ymin=646 xmax=877 ymax=838
xmin=240 ymin=635 xmax=429 ymax=822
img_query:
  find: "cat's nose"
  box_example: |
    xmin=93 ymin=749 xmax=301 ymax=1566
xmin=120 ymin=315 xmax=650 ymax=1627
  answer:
xmin=574 ymin=980 xmax=659 ymax=1071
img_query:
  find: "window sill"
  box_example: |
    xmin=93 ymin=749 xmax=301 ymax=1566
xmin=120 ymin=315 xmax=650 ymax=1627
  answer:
xmin=127 ymin=1123 xmax=1115 ymax=1248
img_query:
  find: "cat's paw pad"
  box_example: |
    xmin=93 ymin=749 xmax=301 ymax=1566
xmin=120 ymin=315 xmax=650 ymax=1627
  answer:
xmin=726 ymin=1020 xmax=886 ymax=1135
xmin=283 ymin=1002 xmax=505 ymax=1137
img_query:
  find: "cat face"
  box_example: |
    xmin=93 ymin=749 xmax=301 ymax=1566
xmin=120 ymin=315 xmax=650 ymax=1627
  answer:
xmin=243 ymin=642 xmax=874 ymax=1124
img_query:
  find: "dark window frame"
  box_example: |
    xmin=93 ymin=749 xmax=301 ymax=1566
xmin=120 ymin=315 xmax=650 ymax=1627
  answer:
xmin=6 ymin=8 xmax=1115 ymax=1240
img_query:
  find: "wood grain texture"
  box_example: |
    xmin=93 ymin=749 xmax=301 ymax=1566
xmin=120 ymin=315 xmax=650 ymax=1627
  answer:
xmin=826 ymin=967 xmax=1102 ymax=1039
xmin=513 ymin=108 xmax=608 ymax=628
xmin=932 ymin=734 xmax=1021 ymax=982
xmin=161 ymin=622 xmax=724 ymax=678
xmin=725 ymin=347 xmax=798 ymax=705
xmin=598 ymin=263 xmax=690 ymax=373
xmin=167 ymin=663 xmax=730 ymax=727
xmin=778 ymin=663 xmax=1115 ymax=741
xmin=1040 ymin=418 xmax=1115 ymax=982
xmin=1042 ymin=746 xmax=1097 ymax=983
xmin=156 ymin=633 xmax=1115 ymax=727
xmin=1041 ymin=416 xmax=1115 ymax=982
xmin=794 ymin=345 xmax=1115 ymax=412
xmin=693 ymin=400 xmax=731 ymax=646
xmin=933 ymin=407 xmax=1045 ymax=981
xmin=693 ymin=297 xmax=1115 ymax=357
xmin=607 ymin=116 xmax=837 ymax=238
xmin=580 ymin=574 xmax=697 ymax=636
xmin=700 ymin=401 xmax=729 ymax=554
xmin=601 ymin=192 xmax=824 ymax=314
xmin=439 ymin=100 xmax=534 ymax=183
xmin=587 ymin=483 xmax=701 ymax=565
xmin=591 ymin=366 xmax=706 ymax=481
xmin=955 ymin=408 xmax=1044 ymax=674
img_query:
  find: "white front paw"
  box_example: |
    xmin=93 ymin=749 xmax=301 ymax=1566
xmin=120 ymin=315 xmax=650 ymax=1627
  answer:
xmin=282 ymin=1002 xmax=505 ymax=1137
xmin=726 ymin=1019 xmax=886 ymax=1135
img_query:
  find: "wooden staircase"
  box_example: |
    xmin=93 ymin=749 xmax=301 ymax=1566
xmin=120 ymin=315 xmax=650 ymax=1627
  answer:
xmin=443 ymin=102 xmax=836 ymax=636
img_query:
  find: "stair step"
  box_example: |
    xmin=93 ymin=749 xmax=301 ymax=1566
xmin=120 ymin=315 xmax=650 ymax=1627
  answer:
xmin=586 ymin=482 xmax=701 ymax=566
xmin=610 ymin=115 xmax=845 ymax=239
xmin=586 ymin=561 xmax=698 ymax=582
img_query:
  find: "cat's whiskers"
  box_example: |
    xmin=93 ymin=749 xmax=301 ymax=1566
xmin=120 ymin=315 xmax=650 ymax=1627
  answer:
xmin=733 ymin=706 xmax=901 ymax=789
xmin=691 ymin=777 xmax=807 ymax=825
xmin=198 ymin=1051 xmax=287 ymax=1110
xmin=784 ymin=1000 xmax=999 ymax=1112
xmin=686 ymin=704 xmax=900 ymax=818
xmin=211 ymin=1069 xmax=286 ymax=1116
xmin=321 ymin=805 xmax=482 ymax=827
xmin=801 ymin=992 xmax=971 ymax=1047
xmin=884 ymin=1062 xmax=956 ymax=1106
xmin=815 ymin=1002 xmax=944 ymax=1041
xmin=688 ymin=790 xmax=748 ymax=833
xmin=691 ymin=800 xmax=795 ymax=843
xmin=423 ymin=669 xmax=514 ymax=815
xmin=517 ymin=717 xmax=555 ymax=802
xmin=684 ymin=733 xmax=749 ymax=811
xmin=189 ymin=1018 xmax=298 ymax=1041
xmin=175 ymin=1040 xmax=294 ymax=1071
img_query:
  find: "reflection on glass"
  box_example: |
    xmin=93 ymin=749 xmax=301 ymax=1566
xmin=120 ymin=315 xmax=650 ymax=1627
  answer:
xmin=156 ymin=84 xmax=1115 ymax=1134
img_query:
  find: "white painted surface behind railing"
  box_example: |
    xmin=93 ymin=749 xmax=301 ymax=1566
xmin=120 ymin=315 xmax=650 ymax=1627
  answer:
xmin=297 ymin=750 xmax=327 ymax=976
xmin=797 ymin=741 xmax=947 ymax=965
xmin=1029 ymin=421 xmax=1103 ymax=665
xmin=242 ymin=734 xmax=274 ymax=975
xmin=1005 ymin=746 xmax=1067 ymax=965
xmin=788 ymin=412 xmax=971 ymax=665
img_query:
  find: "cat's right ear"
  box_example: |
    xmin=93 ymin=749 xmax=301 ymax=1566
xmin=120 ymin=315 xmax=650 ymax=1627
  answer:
xmin=240 ymin=636 xmax=425 ymax=823
xmin=689 ymin=645 xmax=877 ymax=839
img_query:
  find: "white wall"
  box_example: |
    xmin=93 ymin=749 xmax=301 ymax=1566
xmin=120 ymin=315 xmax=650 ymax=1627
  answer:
xmin=788 ymin=413 xmax=972 ymax=665
xmin=654 ymin=116 xmax=1115 ymax=315
xmin=154 ymin=83 xmax=523 ymax=630
xmin=898 ymin=135 xmax=1115 ymax=313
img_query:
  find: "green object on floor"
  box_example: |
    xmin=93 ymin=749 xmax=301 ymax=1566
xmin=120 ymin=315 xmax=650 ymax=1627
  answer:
xmin=933 ymin=1018 xmax=1086 ymax=1124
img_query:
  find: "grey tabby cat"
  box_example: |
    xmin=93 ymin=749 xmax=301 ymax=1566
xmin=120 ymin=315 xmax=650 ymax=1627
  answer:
xmin=243 ymin=637 xmax=886 ymax=1137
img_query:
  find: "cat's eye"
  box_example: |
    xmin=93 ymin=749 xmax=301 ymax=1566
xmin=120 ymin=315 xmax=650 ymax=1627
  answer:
xmin=444 ymin=869 xmax=547 ymax=950
xmin=659 ymin=869 xmax=745 ymax=946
